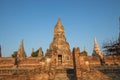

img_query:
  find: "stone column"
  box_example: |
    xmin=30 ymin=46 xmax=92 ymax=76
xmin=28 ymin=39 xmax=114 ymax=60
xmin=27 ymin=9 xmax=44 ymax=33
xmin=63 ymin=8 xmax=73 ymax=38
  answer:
xmin=72 ymin=47 xmax=81 ymax=80
xmin=45 ymin=58 xmax=51 ymax=71
xmin=40 ymin=62 xmax=45 ymax=72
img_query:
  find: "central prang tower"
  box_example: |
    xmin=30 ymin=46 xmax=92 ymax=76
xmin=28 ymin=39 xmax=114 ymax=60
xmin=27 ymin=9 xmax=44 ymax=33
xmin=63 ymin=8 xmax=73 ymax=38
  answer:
xmin=50 ymin=18 xmax=70 ymax=52
xmin=46 ymin=18 xmax=73 ymax=67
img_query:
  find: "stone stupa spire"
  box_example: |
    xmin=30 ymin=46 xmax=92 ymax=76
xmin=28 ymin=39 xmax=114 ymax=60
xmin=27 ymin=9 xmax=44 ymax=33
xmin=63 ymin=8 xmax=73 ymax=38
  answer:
xmin=53 ymin=17 xmax=66 ymax=42
xmin=17 ymin=40 xmax=26 ymax=61
xmin=57 ymin=17 xmax=62 ymax=25
xmin=38 ymin=47 xmax=43 ymax=57
xmin=54 ymin=17 xmax=64 ymax=33
xmin=92 ymin=37 xmax=104 ymax=59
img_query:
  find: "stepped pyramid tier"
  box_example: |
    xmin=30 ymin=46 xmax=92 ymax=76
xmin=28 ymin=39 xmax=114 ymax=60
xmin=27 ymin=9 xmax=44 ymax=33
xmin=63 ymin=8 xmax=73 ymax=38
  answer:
xmin=92 ymin=37 xmax=104 ymax=59
xmin=38 ymin=48 xmax=43 ymax=57
xmin=46 ymin=18 xmax=73 ymax=67
xmin=17 ymin=40 xmax=26 ymax=61
xmin=0 ymin=45 xmax=1 ymax=57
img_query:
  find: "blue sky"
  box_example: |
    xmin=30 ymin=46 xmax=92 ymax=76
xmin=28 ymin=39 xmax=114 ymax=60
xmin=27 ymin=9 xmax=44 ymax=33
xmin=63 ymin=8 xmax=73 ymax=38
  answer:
xmin=0 ymin=0 xmax=120 ymax=57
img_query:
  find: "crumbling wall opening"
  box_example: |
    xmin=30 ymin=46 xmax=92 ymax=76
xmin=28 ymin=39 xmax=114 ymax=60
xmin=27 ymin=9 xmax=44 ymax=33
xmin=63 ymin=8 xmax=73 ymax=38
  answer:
xmin=58 ymin=55 xmax=62 ymax=65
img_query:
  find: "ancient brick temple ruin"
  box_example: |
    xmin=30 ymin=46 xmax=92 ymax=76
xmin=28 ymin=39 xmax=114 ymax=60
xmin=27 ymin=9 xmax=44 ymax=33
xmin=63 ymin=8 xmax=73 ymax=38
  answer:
xmin=0 ymin=18 xmax=120 ymax=80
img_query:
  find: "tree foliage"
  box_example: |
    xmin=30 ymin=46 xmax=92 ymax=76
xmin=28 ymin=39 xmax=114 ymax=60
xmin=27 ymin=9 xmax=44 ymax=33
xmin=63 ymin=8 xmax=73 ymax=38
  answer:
xmin=82 ymin=51 xmax=88 ymax=56
xmin=12 ymin=51 xmax=18 ymax=58
xmin=102 ymin=39 xmax=120 ymax=55
xmin=31 ymin=49 xmax=39 ymax=57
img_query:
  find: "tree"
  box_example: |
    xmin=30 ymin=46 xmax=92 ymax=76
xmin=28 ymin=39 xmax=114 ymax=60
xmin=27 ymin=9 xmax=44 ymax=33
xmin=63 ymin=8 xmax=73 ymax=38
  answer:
xmin=11 ymin=51 xmax=18 ymax=58
xmin=81 ymin=50 xmax=88 ymax=56
xmin=102 ymin=38 xmax=120 ymax=55
xmin=31 ymin=49 xmax=39 ymax=57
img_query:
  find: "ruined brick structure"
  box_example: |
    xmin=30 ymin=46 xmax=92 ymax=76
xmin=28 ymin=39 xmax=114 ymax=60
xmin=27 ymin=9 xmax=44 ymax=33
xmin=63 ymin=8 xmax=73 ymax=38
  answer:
xmin=0 ymin=18 xmax=120 ymax=80
xmin=46 ymin=18 xmax=73 ymax=68
xmin=17 ymin=40 xmax=26 ymax=61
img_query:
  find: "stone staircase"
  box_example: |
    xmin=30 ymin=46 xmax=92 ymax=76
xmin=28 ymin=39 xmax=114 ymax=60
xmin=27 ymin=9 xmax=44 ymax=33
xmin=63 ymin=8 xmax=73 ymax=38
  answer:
xmin=54 ymin=68 xmax=75 ymax=80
